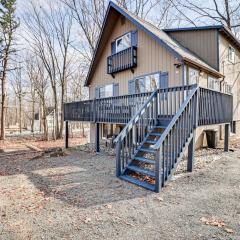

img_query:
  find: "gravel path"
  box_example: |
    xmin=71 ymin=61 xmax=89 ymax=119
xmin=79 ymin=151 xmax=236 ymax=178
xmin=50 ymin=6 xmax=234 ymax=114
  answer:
xmin=0 ymin=147 xmax=239 ymax=240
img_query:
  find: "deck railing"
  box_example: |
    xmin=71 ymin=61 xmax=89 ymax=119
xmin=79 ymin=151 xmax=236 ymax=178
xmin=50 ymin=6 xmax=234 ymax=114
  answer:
xmin=64 ymin=85 xmax=233 ymax=125
xmin=107 ymin=46 xmax=137 ymax=74
xmin=198 ymin=88 xmax=233 ymax=125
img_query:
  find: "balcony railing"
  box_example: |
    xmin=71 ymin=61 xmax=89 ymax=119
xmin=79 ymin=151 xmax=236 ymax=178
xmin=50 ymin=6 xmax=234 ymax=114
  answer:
xmin=107 ymin=46 xmax=137 ymax=74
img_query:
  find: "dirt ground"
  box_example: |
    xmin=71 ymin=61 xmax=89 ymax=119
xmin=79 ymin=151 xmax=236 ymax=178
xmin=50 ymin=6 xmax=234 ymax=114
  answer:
xmin=0 ymin=139 xmax=239 ymax=240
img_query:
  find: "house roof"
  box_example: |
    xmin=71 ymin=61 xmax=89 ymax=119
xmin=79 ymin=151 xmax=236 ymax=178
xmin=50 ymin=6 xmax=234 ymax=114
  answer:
xmin=84 ymin=2 xmax=223 ymax=86
xmin=164 ymin=25 xmax=240 ymax=51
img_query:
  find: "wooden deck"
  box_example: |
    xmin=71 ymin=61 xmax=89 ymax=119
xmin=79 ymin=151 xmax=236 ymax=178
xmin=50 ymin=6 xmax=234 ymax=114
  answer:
xmin=64 ymin=85 xmax=233 ymax=126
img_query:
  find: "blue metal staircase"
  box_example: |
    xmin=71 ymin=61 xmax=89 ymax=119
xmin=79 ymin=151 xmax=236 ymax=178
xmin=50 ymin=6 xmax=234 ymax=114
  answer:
xmin=114 ymin=85 xmax=199 ymax=192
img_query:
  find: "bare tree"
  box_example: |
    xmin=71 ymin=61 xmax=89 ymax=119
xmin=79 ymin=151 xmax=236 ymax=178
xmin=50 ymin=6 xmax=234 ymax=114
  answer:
xmin=25 ymin=54 xmax=38 ymax=133
xmin=22 ymin=0 xmax=74 ymax=139
xmin=10 ymin=65 xmax=27 ymax=133
xmin=172 ymin=0 xmax=240 ymax=34
xmin=34 ymin=59 xmax=49 ymax=141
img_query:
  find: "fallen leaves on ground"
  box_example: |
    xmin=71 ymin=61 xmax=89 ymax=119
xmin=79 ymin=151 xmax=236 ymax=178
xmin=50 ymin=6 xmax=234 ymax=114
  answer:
xmin=83 ymin=217 xmax=91 ymax=223
xmin=200 ymin=217 xmax=234 ymax=234
xmin=155 ymin=196 xmax=163 ymax=202
xmin=104 ymin=204 xmax=112 ymax=209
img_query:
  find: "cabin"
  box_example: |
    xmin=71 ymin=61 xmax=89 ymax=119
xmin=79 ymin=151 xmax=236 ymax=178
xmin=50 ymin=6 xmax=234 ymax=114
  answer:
xmin=64 ymin=2 xmax=239 ymax=192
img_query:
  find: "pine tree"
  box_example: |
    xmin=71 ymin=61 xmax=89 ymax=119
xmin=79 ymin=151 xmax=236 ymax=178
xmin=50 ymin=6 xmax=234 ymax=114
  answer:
xmin=0 ymin=0 xmax=19 ymax=140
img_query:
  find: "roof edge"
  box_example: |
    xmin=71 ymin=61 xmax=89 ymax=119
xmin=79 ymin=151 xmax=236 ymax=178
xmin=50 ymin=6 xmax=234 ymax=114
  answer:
xmin=164 ymin=25 xmax=223 ymax=32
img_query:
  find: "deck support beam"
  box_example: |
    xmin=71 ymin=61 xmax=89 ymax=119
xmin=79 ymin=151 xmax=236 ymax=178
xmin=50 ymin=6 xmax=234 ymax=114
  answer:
xmin=95 ymin=122 xmax=100 ymax=153
xmin=224 ymin=123 xmax=230 ymax=152
xmin=65 ymin=121 xmax=69 ymax=149
xmin=187 ymin=129 xmax=196 ymax=172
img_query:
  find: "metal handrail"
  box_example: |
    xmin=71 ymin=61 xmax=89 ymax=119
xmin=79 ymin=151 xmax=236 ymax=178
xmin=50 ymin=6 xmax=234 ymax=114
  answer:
xmin=114 ymin=89 xmax=158 ymax=143
xmin=153 ymin=84 xmax=199 ymax=150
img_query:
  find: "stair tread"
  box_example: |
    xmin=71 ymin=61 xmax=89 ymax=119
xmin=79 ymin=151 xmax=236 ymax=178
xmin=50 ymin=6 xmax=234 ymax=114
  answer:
xmin=138 ymin=147 xmax=156 ymax=153
xmin=120 ymin=175 xmax=155 ymax=191
xmin=155 ymin=125 xmax=167 ymax=129
xmin=134 ymin=156 xmax=155 ymax=164
xmin=145 ymin=140 xmax=157 ymax=144
xmin=149 ymin=133 xmax=162 ymax=136
xmin=127 ymin=165 xmax=155 ymax=177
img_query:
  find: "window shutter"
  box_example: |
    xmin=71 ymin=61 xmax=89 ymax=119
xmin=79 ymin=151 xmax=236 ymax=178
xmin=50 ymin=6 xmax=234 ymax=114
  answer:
xmin=128 ymin=79 xmax=136 ymax=94
xmin=159 ymin=72 xmax=169 ymax=100
xmin=95 ymin=87 xmax=100 ymax=99
xmin=159 ymin=72 xmax=169 ymax=88
xmin=111 ymin=41 xmax=116 ymax=54
xmin=131 ymin=30 xmax=138 ymax=47
xmin=113 ymin=83 xmax=119 ymax=96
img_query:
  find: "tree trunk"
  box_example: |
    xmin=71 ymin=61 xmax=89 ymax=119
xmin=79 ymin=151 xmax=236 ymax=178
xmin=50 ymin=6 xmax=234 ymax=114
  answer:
xmin=31 ymin=98 xmax=35 ymax=133
xmin=19 ymin=96 xmax=22 ymax=133
xmin=0 ymin=65 xmax=7 ymax=140
xmin=53 ymin=88 xmax=60 ymax=139
xmin=42 ymin=101 xmax=48 ymax=141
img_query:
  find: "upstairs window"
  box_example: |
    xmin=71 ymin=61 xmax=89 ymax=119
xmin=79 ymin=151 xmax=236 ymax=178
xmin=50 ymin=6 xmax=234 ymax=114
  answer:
xmin=116 ymin=32 xmax=131 ymax=53
xmin=208 ymin=76 xmax=220 ymax=91
xmin=228 ymin=45 xmax=235 ymax=63
xmin=111 ymin=31 xmax=137 ymax=55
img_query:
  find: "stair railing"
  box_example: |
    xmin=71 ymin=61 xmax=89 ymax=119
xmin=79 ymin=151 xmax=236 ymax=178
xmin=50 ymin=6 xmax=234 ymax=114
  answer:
xmin=153 ymin=84 xmax=199 ymax=192
xmin=114 ymin=90 xmax=158 ymax=177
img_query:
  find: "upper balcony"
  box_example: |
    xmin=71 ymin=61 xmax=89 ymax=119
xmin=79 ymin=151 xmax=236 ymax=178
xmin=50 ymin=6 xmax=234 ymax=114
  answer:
xmin=107 ymin=46 xmax=137 ymax=75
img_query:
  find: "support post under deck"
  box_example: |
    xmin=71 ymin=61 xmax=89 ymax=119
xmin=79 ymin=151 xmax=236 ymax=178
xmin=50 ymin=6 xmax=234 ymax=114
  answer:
xmin=187 ymin=129 xmax=196 ymax=172
xmin=65 ymin=121 xmax=69 ymax=148
xmin=95 ymin=123 xmax=100 ymax=153
xmin=224 ymin=123 xmax=230 ymax=152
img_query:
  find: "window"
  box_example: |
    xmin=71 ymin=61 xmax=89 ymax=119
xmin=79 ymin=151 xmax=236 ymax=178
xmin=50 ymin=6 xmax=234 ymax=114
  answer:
xmin=208 ymin=76 xmax=220 ymax=91
xmin=188 ymin=67 xmax=199 ymax=84
xmin=228 ymin=45 xmax=235 ymax=63
xmin=99 ymin=84 xmax=113 ymax=98
xmin=116 ymin=32 xmax=131 ymax=53
xmin=135 ymin=73 xmax=160 ymax=93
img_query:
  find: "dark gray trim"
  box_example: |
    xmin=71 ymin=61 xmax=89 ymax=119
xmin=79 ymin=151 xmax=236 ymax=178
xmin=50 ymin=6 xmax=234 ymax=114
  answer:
xmin=164 ymin=25 xmax=223 ymax=32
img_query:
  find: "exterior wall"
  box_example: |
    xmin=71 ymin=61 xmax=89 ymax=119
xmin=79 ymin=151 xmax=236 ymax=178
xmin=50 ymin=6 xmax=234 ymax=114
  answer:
xmin=168 ymin=29 xmax=219 ymax=70
xmin=219 ymin=34 xmax=240 ymax=121
xmin=88 ymin=16 xmax=183 ymax=99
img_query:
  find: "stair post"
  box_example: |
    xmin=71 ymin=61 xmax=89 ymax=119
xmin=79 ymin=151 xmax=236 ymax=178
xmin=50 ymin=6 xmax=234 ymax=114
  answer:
xmin=116 ymin=140 xmax=121 ymax=177
xmin=187 ymin=130 xmax=196 ymax=172
xmin=155 ymin=149 xmax=162 ymax=192
xmin=187 ymin=89 xmax=198 ymax=172
xmin=224 ymin=123 xmax=230 ymax=152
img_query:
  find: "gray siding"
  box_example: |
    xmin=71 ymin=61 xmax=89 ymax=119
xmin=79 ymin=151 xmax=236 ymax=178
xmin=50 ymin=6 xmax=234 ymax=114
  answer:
xmin=168 ymin=29 xmax=219 ymax=70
